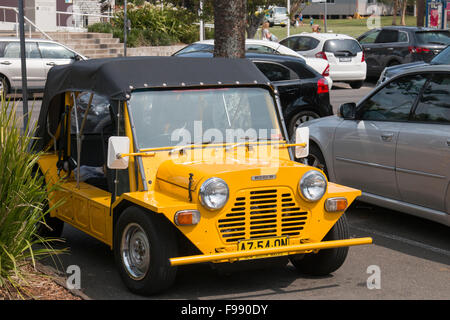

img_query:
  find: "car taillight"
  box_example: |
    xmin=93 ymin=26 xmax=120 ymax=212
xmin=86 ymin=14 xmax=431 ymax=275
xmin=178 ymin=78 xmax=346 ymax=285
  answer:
xmin=315 ymin=51 xmax=328 ymax=60
xmin=317 ymin=78 xmax=329 ymax=94
xmin=361 ymin=51 xmax=365 ymax=62
xmin=322 ymin=64 xmax=330 ymax=77
xmin=408 ymin=46 xmax=431 ymax=54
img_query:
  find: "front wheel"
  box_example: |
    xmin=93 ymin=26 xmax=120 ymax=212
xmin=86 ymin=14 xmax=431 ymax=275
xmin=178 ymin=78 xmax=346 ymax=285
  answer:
xmin=289 ymin=214 xmax=350 ymax=276
xmin=114 ymin=207 xmax=178 ymax=295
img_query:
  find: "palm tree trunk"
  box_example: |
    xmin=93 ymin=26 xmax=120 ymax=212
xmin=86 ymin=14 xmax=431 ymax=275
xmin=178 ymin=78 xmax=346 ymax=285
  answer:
xmin=214 ymin=0 xmax=246 ymax=58
xmin=392 ymin=0 xmax=398 ymax=25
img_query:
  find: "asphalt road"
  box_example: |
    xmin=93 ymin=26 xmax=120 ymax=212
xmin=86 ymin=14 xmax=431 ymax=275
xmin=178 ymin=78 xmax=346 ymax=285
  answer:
xmin=10 ymin=82 xmax=450 ymax=300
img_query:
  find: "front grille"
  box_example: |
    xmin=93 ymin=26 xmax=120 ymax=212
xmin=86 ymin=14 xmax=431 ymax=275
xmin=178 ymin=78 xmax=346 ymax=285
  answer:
xmin=217 ymin=188 xmax=308 ymax=243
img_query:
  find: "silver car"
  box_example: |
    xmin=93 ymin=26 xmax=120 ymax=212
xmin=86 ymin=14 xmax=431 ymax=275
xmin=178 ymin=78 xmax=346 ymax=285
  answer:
xmin=0 ymin=38 xmax=86 ymax=95
xmin=300 ymin=65 xmax=450 ymax=226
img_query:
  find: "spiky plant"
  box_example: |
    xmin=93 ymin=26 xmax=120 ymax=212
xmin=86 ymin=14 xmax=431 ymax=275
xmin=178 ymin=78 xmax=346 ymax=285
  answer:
xmin=0 ymin=95 xmax=63 ymax=298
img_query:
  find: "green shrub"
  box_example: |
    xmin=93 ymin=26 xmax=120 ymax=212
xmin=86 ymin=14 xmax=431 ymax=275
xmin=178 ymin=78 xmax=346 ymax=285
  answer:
xmin=0 ymin=97 xmax=62 ymax=298
xmin=91 ymin=2 xmax=201 ymax=46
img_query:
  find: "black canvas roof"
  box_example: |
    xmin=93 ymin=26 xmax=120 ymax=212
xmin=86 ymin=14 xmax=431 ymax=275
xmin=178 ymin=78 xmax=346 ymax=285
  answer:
xmin=33 ymin=56 xmax=271 ymax=152
xmin=42 ymin=56 xmax=270 ymax=101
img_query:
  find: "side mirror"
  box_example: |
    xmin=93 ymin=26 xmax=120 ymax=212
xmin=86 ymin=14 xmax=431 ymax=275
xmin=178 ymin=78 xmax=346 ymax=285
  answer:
xmin=107 ymin=136 xmax=130 ymax=169
xmin=295 ymin=127 xmax=309 ymax=158
xmin=338 ymin=102 xmax=357 ymax=120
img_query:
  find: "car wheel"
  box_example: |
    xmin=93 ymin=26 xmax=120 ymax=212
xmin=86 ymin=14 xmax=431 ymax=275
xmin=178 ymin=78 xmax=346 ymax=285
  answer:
xmin=0 ymin=76 xmax=9 ymax=96
xmin=288 ymin=110 xmax=320 ymax=138
xmin=289 ymin=214 xmax=349 ymax=276
xmin=114 ymin=207 xmax=178 ymax=295
xmin=305 ymin=143 xmax=328 ymax=177
xmin=349 ymin=81 xmax=363 ymax=89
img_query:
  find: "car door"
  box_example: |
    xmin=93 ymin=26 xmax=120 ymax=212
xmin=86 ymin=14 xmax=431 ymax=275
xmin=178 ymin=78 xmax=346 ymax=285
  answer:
xmin=358 ymin=29 xmax=381 ymax=75
xmin=38 ymin=42 xmax=77 ymax=76
xmin=333 ymin=74 xmax=427 ymax=199
xmin=396 ymin=73 xmax=450 ymax=213
xmin=0 ymin=41 xmax=46 ymax=90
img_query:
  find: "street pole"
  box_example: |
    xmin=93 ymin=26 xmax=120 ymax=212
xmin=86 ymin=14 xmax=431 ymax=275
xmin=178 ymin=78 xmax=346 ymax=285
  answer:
xmin=287 ymin=0 xmax=290 ymax=37
xmin=324 ymin=0 xmax=328 ymax=32
xmin=199 ymin=0 xmax=204 ymax=41
xmin=123 ymin=0 xmax=127 ymax=56
xmin=18 ymin=0 xmax=28 ymax=134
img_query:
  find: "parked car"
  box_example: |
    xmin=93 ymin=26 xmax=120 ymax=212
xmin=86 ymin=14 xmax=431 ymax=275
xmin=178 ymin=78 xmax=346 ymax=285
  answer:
xmin=279 ymin=33 xmax=367 ymax=88
xmin=175 ymin=51 xmax=333 ymax=137
xmin=173 ymin=39 xmax=333 ymax=89
xmin=357 ymin=27 xmax=450 ymax=78
xmin=0 ymin=37 xmax=86 ymax=95
xmin=378 ymin=45 xmax=450 ymax=85
xmin=300 ymin=65 xmax=450 ymax=226
xmin=32 ymin=56 xmax=371 ymax=294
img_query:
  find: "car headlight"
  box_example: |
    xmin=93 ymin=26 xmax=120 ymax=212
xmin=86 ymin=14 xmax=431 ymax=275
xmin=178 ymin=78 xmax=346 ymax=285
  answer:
xmin=299 ymin=170 xmax=327 ymax=202
xmin=199 ymin=177 xmax=229 ymax=210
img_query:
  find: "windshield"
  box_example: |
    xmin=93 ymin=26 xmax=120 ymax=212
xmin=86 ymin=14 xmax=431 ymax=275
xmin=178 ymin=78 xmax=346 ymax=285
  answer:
xmin=415 ymin=31 xmax=450 ymax=45
xmin=273 ymin=7 xmax=287 ymax=15
xmin=431 ymin=46 xmax=450 ymax=64
xmin=128 ymin=87 xmax=282 ymax=150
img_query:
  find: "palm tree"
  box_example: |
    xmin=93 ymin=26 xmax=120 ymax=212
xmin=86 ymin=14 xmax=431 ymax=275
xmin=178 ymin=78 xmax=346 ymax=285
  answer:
xmin=213 ymin=0 xmax=246 ymax=58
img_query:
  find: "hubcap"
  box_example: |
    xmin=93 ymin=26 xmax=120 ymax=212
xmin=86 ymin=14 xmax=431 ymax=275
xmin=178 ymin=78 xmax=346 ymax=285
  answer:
xmin=121 ymin=223 xmax=150 ymax=280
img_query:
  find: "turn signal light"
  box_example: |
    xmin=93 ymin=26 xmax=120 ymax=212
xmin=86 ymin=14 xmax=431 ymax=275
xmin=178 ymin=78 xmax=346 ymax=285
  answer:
xmin=174 ymin=210 xmax=201 ymax=226
xmin=325 ymin=197 xmax=348 ymax=212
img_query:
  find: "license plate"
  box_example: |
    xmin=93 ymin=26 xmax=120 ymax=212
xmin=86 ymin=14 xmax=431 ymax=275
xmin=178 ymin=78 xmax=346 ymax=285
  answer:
xmin=238 ymin=236 xmax=289 ymax=252
xmin=339 ymin=57 xmax=352 ymax=62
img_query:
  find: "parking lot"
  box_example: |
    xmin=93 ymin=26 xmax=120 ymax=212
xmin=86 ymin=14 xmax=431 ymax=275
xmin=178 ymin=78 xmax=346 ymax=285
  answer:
xmin=14 ymin=80 xmax=447 ymax=300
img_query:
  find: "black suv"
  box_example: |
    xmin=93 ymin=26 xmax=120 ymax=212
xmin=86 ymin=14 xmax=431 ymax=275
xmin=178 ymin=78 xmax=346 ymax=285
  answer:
xmin=357 ymin=26 xmax=450 ymax=77
xmin=173 ymin=51 xmax=332 ymax=138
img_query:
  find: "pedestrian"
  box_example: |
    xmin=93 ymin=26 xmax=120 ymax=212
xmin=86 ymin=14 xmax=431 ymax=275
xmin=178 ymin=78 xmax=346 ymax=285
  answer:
xmin=299 ymin=13 xmax=303 ymax=26
xmin=309 ymin=17 xmax=314 ymax=27
xmin=261 ymin=21 xmax=273 ymax=41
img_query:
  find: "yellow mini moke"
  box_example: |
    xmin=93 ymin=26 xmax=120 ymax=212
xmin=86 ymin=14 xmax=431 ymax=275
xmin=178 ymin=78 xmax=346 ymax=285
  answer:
xmin=33 ymin=57 xmax=372 ymax=295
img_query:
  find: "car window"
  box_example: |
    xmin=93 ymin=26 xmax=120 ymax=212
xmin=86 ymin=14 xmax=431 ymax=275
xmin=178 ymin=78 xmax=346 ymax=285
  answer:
xmin=375 ymin=30 xmax=399 ymax=43
xmin=254 ymin=62 xmax=299 ymax=82
xmin=245 ymin=44 xmax=277 ymax=54
xmin=71 ymin=92 xmax=111 ymax=134
xmin=323 ymin=39 xmax=362 ymax=55
xmin=359 ymin=75 xmax=427 ymax=121
xmin=2 ymin=42 xmax=40 ymax=58
xmin=359 ymin=30 xmax=380 ymax=44
xmin=412 ymin=74 xmax=450 ymax=123
xmin=415 ymin=31 xmax=450 ymax=46
xmin=431 ymin=46 xmax=450 ymax=64
xmin=297 ymin=37 xmax=320 ymax=51
xmin=38 ymin=42 xmax=76 ymax=59
xmin=174 ymin=43 xmax=213 ymax=55
xmin=398 ymin=31 xmax=408 ymax=42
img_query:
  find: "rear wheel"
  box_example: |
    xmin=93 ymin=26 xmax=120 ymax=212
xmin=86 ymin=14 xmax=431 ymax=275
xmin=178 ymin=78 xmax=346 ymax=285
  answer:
xmin=289 ymin=214 xmax=350 ymax=276
xmin=349 ymin=80 xmax=363 ymax=89
xmin=288 ymin=110 xmax=320 ymax=138
xmin=114 ymin=207 xmax=178 ymax=295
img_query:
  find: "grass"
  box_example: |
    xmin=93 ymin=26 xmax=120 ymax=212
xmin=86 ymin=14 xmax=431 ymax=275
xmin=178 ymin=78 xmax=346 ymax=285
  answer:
xmin=257 ymin=15 xmax=417 ymax=40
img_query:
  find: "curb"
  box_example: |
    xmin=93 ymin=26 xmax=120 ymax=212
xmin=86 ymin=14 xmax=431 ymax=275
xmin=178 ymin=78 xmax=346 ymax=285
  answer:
xmin=35 ymin=262 xmax=92 ymax=300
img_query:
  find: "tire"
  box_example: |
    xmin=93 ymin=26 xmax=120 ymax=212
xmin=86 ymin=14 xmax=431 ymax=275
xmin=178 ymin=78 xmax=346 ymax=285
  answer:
xmin=0 ymin=76 xmax=9 ymax=96
xmin=114 ymin=207 xmax=178 ymax=295
xmin=288 ymin=110 xmax=320 ymax=138
xmin=349 ymin=81 xmax=363 ymax=89
xmin=34 ymin=170 xmax=64 ymax=238
xmin=289 ymin=214 xmax=350 ymax=276
xmin=305 ymin=143 xmax=328 ymax=178
xmin=36 ymin=204 xmax=65 ymax=238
